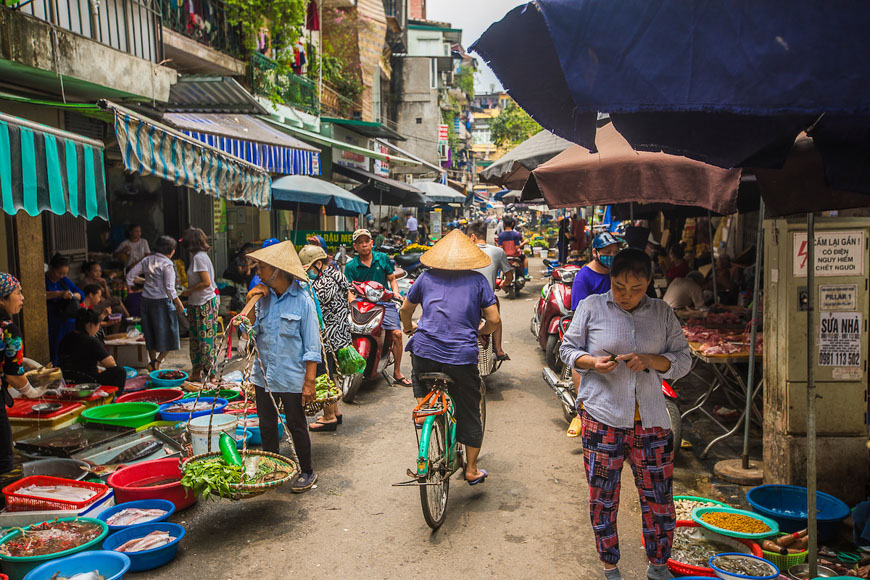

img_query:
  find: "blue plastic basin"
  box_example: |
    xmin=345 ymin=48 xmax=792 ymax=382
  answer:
xmin=102 ymin=522 xmax=184 ymax=572
xmin=746 ymin=484 xmax=849 ymax=541
xmin=24 ymin=550 xmax=130 ymax=580
xmin=157 ymin=397 xmax=227 ymax=421
xmin=97 ymin=498 xmax=176 ymax=532
xmin=148 ymin=369 xmax=188 ymax=388
xmin=235 ymin=414 xmax=285 ymax=445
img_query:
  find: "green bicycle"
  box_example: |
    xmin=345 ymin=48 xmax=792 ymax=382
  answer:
xmin=393 ymin=372 xmax=487 ymax=530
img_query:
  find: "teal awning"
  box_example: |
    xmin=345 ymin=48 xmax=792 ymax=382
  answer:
xmin=272 ymin=175 xmax=369 ymax=217
xmin=0 ymin=111 xmax=108 ymax=221
xmin=413 ymin=180 xmax=467 ymax=204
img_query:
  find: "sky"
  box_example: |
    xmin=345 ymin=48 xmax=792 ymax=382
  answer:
xmin=426 ymin=0 xmax=528 ymax=94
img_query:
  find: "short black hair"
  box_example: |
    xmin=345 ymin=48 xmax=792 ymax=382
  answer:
xmin=154 ymin=235 xmax=177 ymax=256
xmin=83 ymin=261 xmax=100 ymax=274
xmin=467 ymin=220 xmax=487 ymax=239
xmin=49 ymin=253 xmax=70 ymax=270
xmin=670 ymin=243 xmax=686 ymax=260
xmin=83 ymin=284 xmax=101 ymax=297
xmin=610 ymin=248 xmax=652 ymax=281
xmin=75 ymin=307 xmax=101 ymax=333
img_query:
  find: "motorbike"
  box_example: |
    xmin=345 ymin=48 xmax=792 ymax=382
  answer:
xmin=342 ymin=281 xmax=398 ymax=403
xmin=541 ymin=364 xmax=683 ymax=458
xmin=530 ymin=264 xmax=581 ymax=371
xmin=498 ymin=256 xmax=526 ymax=298
xmin=394 ymin=252 xmax=426 ymax=279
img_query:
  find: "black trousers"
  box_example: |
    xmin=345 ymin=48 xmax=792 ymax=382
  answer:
xmin=97 ymin=366 xmax=127 ymax=394
xmin=254 ymin=387 xmax=313 ymax=474
xmin=0 ymin=404 xmax=12 ymax=475
xmin=410 ymin=354 xmax=483 ymax=448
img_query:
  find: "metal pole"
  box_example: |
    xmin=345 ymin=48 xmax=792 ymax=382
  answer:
xmin=630 ymin=202 xmax=634 ymax=222
xmin=708 ymin=211 xmax=718 ymax=304
xmin=806 ymin=211 xmax=818 ymax=578
xmin=742 ymin=199 xmax=764 ymax=469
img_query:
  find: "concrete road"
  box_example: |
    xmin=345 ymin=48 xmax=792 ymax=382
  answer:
xmin=152 ymin=261 xmax=709 ymax=579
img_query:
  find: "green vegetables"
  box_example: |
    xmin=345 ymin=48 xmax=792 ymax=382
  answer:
xmin=336 ymin=345 xmax=366 ymax=375
xmin=315 ymin=374 xmax=340 ymax=400
xmin=180 ymin=458 xmax=244 ymax=501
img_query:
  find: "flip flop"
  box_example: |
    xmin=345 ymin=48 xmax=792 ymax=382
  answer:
xmin=567 ymin=415 xmax=582 ymax=438
xmin=309 ymin=419 xmax=338 ymax=432
xmin=467 ymin=469 xmax=488 ymax=486
xmin=316 ymin=414 xmax=342 ymax=425
xmin=393 ymin=376 xmax=412 ymax=387
xmin=496 ymin=353 xmax=511 ymax=362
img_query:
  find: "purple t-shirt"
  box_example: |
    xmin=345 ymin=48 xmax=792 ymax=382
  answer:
xmin=405 ymin=270 xmax=497 ymax=365
xmin=570 ymin=266 xmax=611 ymax=311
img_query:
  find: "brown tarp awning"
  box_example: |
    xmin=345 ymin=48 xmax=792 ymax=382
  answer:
xmin=521 ymin=123 xmax=741 ymax=214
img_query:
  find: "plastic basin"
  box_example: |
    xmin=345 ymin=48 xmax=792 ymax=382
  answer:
xmin=157 ymin=397 xmax=228 ymax=421
xmin=235 ymin=430 xmax=253 ymax=449
xmin=81 ymin=402 xmax=159 ymax=429
xmin=148 ymin=370 xmax=188 ymax=388
xmin=692 ymin=506 xmax=780 ymax=540
xmin=643 ymin=521 xmax=762 ymax=577
xmin=0 ymin=517 xmax=109 ymax=580
xmin=235 ymin=414 xmax=284 ymax=446
xmin=709 ymin=553 xmax=779 ymax=580
xmin=124 ymin=366 xmax=138 ymax=379
xmin=182 ymin=389 xmax=241 ymax=401
xmin=102 ymin=522 xmax=184 ymax=573
xmin=746 ymin=484 xmax=849 ymax=541
xmin=23 ymin=550 xmax=130 ymax=580
xmin=107 ymin=458 xmax=196 ymax=512
xmin=96 ymin=498 xmax=176 ymax=532
xmin=116 ymin=389 xmax=183 ymax=405
xmin=22 ymin=458 xmax=89 ymax=481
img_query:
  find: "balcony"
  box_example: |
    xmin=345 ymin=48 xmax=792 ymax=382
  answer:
xmin=250 ymin=53 xmax=320 ymax=116
xmin=159 ymin=0 xmax=245 ymax=75
xmin=9 ymin=0 xmax=163 ymax=63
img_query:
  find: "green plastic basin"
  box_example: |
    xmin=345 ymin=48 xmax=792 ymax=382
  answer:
xmin=81 ymin=402 xmax=159 ymax=429
xmin=182 ymin=389 xmax=241 ymax=402
xmin=0 ymin=517 xmax=109 ymax=580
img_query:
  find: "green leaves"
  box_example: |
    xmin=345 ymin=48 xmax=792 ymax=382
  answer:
xmin=490 ymin=101 xmax=543 ymax=147
xmin=180 ymin=458 xmax=244 ymax=501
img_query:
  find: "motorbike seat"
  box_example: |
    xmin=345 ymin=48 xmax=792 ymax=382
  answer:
xmin=395 ymin=253 xmax=422 ymax=267
xmin=418 ymin=372 xmax=453 ymax=385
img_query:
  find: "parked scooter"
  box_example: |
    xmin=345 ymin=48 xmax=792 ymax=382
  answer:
xmin=530 ymin=265 xmax=581 ymax=371
xmin=394 ymin=252 xmax=426 ymax=279
xmin=342 ymin=281 xmax=398 ymax=403
xmin=541 ymin=365 xmax=683 ymax=457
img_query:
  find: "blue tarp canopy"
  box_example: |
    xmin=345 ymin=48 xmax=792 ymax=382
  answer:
xmin=471 ymin=0 xmax=870 ymax=197
xmin=271 ymin=175 xmax=369 ymax=217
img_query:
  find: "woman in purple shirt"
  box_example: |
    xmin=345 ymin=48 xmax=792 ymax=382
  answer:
xmin=571 ymin=232 xmax=621 ymax=311
xmin=400 ymin=230 xmax=501 ymax=485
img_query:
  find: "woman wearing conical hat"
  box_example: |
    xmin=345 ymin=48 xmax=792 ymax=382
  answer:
xmin=237 ymin=241 xmax=322 ymax=493
xmin=398 ymin=229 xmax=501 ymax=485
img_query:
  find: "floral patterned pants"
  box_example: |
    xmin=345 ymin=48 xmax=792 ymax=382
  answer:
xmin=187 ymin=296 xmax=218 ymax=376
xmin=580 ymin=408 xmax=676 ymax=565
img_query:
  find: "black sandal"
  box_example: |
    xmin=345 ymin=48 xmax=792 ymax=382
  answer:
xmin=146 ymin=360 xmax=157 ymax=373
xmin=309 ymin=419 xmax=338 ymax=432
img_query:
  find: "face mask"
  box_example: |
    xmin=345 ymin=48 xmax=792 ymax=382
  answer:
xmin=307 ymin=270 xmax=318 ymax=280
xmin=598 ymin=254 xmax=614 ymax=269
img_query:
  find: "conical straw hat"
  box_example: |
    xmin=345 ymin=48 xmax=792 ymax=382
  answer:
xmin=420 ymin=229 xmax=492 ymax=270
xmin=246 ymin=240 xmax=307 ymax=281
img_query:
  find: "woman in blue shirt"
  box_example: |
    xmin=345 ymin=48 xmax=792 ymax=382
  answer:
xmin=242 ymin=241 xmax=322 ymax=494
xmin=45 ymin=254 xmax=85 ymax=365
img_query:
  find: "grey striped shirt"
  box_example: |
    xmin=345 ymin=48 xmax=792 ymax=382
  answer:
xmin=560 ymin=291 xmax=691 ymax=429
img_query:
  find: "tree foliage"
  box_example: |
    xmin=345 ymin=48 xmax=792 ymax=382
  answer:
xmin=490 ymin=101 xmax=542 ymax=147
xmin=225 ymin=0 xmax=307 ymax=55
xmin=456 ymin=65 xmax=475 ymax=99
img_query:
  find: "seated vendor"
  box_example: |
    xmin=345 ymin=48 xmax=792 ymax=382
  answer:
xmin=663 ymin=271 xmax=707 ymax=310
xmin=59 ymin=309 xmax=126 ymax=393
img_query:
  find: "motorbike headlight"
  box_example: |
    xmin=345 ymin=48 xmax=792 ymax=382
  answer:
xmin=365 ymin=286 xmax=385 ymax=303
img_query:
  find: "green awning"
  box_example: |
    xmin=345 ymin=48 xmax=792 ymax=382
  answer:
xmin=0 ymin=111 xmax=108 ymax=221
xmin=321 ymin=117 xmax=406 ymax=141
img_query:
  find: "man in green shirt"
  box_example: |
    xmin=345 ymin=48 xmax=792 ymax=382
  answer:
xmin=344 ymin=229 xmax=410 ymax=386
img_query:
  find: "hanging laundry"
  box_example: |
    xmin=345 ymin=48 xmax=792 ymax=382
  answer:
xmin=306 ymin=0 xmax=321 ymax=31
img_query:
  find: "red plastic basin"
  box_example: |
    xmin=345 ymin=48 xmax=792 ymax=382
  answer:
xmin=107 ymin=458 xmax=196 ymax=512
xmin=116 ymin=389 xmax=183 ymax=405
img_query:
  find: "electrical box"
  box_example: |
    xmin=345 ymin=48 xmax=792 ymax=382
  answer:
xmin=766 ymin=217 xmax=869 ymax=435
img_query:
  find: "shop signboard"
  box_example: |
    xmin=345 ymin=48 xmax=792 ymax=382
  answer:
xmin=818 ymin=311 xmax=862 ymax=367
xmin=373 ymin=143 xmax=390 ymax=178
xmin=331 ymin=126 xmax=370 ymax=171
xmin=291 ymin=230 xmax=353 ymax=252
xmin=430 ymin=209 xmax=442 ymax=240
xmin=793 ymin=230 xmax=864 ymax=277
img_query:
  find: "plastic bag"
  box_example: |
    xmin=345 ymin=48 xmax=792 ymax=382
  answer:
xmin=337 ymin=345 xmax=366 ymax=375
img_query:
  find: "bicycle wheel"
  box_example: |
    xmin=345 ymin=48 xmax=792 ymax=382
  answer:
xmin=420 ymin=415 xmax=449 ymax=530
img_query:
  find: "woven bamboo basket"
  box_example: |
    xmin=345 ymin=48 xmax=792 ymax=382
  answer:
xmin=181 ymin=450 xmax=299 ymax=500
xmin=304 ymin=391 xmax=342 ymax=416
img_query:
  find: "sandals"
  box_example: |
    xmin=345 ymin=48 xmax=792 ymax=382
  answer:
xmin=567 ymin=415 xmax=582 ymax=438
xmin=392 ymin=376 xmax=412 ymax=387
xmin=146 ymin=360 xmax=158 ymax=373
xmin=466 ymin=469 xmax=488 ymax=486
xmin=496 ymin=352 xmax=511 ymax=362
xmin=309 ymin=419 xmax=338 ymax=432
xmin=316 ymin=414 xmax=342 ymax=425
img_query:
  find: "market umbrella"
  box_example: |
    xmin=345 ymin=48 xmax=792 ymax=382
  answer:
xmin=412 ymin=180 xmax=467 ymax=204
xmin=271 ymin=175 xmax=369 ymax=217
xmin=521 ymin=122 xmax=741 ymax=213
xmin=479 ymin=129 xmax=572 ymax=190
xmin=333 ymin=164 xmax=427 ymax=207
xmin=471 ymin=0 xmax=870 ymax=192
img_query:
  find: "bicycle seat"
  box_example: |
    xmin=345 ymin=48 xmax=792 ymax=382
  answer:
xmin=418 ymin=372 xmax=453 ymax=385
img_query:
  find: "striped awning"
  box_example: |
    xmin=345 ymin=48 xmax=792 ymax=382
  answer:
xmin=101 ymin=101 xmax=272 ymax=208
xmin=0 ymin=112 xmax=108 ymax=220
xmin=163 ymin=113 xmax=321 ymax=176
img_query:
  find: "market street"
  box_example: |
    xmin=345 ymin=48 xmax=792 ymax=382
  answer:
xmin=151 ymin=261 xmax=711 ymax=579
